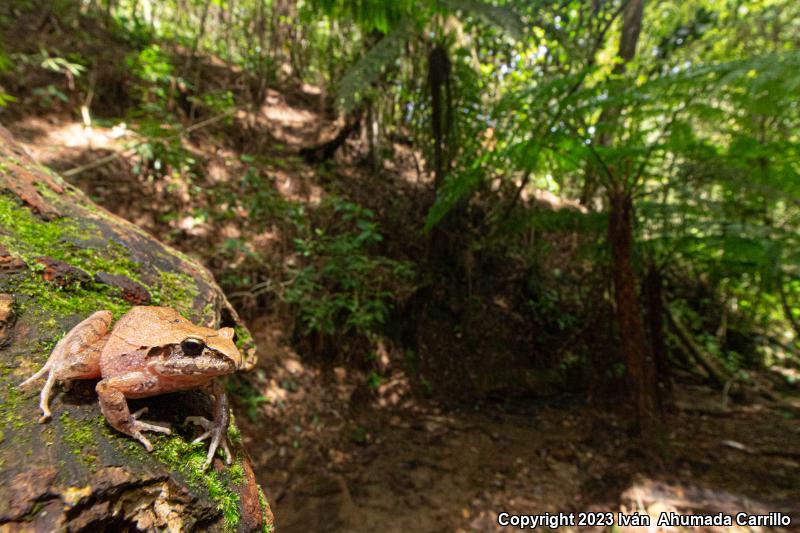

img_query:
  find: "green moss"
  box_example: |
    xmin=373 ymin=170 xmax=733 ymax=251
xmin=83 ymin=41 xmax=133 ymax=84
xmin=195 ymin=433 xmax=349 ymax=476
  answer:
xmin=80 ymin=241 xmax=143 ymax=280
xmin=0 ymin=195 xmax=80 ymax=254
xmin=201 ymin=301 xmax=215 ymax=323
xmin=0 ymin=193 xmax=139 ymax=325
xmin=232 ymin=324 xmax=257 ymax=370
xmin=257 ymin=486 xmax=272 ymax=533
xmin=21 ymin=500 xmax=45 ymax=521
xmin=8 ymin=274 xmax=131 ymax=324
xmin=0 ymin=387 xmax=26 ymax=430
xmin=152 ymin=435 xmax=241 ymax=531
xmin=59 ymin=412 xmax=94 ymax=449
xmin=0 ymin=195 xmax=141 ymax=280
xmin=227 ymin=414 xmax=242 ymax=445
xmin=233 ymin=324 xmax=254 ymax=352
xmin=42 ymin=425 xmax=55 ymax=446
xmin=229 ymin=460 xmax=245 ymax=486
xmin=59 ymin=412 xmax=99 ymax=470
xmin=152 ymin=271 xmax=199 ymax=318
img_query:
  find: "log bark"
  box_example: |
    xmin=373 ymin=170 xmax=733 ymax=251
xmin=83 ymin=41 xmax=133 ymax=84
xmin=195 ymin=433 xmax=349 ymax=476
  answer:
xmin=0 ymin=127 xmax=273 ymax=532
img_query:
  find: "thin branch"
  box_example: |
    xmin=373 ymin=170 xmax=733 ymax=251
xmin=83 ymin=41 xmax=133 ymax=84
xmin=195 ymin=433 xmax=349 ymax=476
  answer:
xmin=564 ymin=122 xmax=614 ymax=184
xmin=61 ymin=109 xmax=235 ymax=177
xmin=630 ymin=98 xmax=692 ymax=192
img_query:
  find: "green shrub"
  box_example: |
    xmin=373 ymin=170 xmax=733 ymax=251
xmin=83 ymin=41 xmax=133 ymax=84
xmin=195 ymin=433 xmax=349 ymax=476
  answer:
xmin=283 ymin=197 xmax=414 ymax=338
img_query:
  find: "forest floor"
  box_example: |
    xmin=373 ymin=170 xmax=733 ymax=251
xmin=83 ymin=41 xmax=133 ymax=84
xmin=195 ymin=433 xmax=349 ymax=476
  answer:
xmin=244 ymin=316 xmax=800 ymax=533
xmin=5 ymin=90 xmax=800 ymax=532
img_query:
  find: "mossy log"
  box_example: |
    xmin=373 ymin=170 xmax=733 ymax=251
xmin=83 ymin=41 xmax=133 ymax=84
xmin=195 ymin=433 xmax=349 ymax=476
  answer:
xmin=0 ymin=127 xmax=273 ymax=532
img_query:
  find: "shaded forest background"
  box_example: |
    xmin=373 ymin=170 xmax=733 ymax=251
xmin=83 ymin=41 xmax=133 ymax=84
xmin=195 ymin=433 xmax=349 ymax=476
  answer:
xmin=0 ymin=0 xmax=798 ymax=531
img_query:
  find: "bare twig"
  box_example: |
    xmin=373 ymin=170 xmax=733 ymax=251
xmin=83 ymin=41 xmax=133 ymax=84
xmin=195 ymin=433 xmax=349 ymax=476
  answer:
xmin=61 ymin=109 xmax=236 ymax=177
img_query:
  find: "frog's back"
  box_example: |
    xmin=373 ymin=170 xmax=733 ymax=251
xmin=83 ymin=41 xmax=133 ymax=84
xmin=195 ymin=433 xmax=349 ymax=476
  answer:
xmin=100 ymin=307 xmax=179 ymax=376
xmin=121 ymin=307 xmax=219 ymax=343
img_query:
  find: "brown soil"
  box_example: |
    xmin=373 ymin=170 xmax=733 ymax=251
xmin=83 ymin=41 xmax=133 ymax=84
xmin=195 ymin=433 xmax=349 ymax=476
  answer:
xmin=244 ymin=315 xmax=800 ymax=532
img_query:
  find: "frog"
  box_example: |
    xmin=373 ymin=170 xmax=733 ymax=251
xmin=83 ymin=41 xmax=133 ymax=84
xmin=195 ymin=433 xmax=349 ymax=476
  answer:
xmin=19 ymin=306 xmax=243 ymax=469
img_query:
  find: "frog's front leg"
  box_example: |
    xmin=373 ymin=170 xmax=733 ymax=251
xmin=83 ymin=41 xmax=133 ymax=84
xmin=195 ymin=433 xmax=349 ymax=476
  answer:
xmin=19 ymin=310 xmax=113 ymax=422
xmin=96 ymin=372 xmax=171 ymax=451
xmin=186 ymin=380 xmax=232 ymax=469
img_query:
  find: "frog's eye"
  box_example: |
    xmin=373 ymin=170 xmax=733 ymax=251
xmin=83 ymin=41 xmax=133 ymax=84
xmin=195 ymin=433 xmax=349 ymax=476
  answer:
xmin=181 ymin=337 xmax=205 ymax=356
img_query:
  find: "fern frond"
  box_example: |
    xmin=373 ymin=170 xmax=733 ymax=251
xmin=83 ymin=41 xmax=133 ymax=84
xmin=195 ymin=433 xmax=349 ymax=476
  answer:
xmin=443 ymin=0 xmax=525 ymax=40
xmin=424 ymin=158 xmax=485 ymax=232
xmin=335 ymin=23 xmax=408 ymax=112
xmin=310 ymin=0 xmax=416 ymax=33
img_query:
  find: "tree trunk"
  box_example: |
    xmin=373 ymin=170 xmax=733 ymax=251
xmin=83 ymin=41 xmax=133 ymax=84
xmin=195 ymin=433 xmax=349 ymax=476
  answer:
xmin=645 ymin=264 xmax=672 ymax=404
xmin=426 ymin=44 xmax=463 ymax=272
xmin=187 ymin=0 xmax=212 ymax=121
xmin=428 ymin=45 xmax=452 ymax=190
xmin=779 ymin=274 xmax=800 ymax=339
xmin=595 ymin=0 xmax=662 ymax=435
xmin=580 ymin=0 xmax=644 ymax=207
xmin=608 ymin=188 xmax=661 ymax=432
xmin=617 ymin=0 xmax=644 ymax=63
xmin=0 ymin=127 xmax=273 ymax=532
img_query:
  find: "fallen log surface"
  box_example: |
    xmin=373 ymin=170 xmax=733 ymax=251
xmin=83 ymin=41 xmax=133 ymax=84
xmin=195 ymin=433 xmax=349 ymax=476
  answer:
xmin=0 ymin=126 xmax=273 ymax=532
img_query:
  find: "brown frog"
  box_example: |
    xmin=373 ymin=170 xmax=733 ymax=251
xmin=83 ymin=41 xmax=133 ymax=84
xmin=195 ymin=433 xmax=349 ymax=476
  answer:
xmin=19 ymin=306 xmax=242 ymax=469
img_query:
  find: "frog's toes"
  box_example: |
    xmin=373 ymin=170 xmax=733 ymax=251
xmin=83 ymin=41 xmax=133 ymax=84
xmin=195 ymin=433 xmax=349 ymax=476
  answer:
xmin=131 ymin=407 xmax=172 ymax=435
xmin=186 ymin=416 xmax=232 ymax=469
xmin=192 ymin=430 xmax=212 ymax=444
xmin=133 ymin=432 xmax=154 ymax=452
xmin=209 ymin=430 xmax=233 ymax=468
xmin=134 ymin=420 xmax=172 ymax=434
xmin=18 ymin=364 xmax=58 ymax=424
xmin=186 ymin=415 xmax=212 ymax=440
xmin=186 ymin=416 xmax=214 ymax=446
xmin=220 ymin=438 xmax=233 ymax=465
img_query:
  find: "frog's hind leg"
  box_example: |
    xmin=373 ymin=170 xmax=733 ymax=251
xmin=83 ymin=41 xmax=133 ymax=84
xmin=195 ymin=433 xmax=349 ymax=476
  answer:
xmin=19 ymin=310 xmax=113 ymax=422
xmin=96 ymin=372 xmax=171 ymax=452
